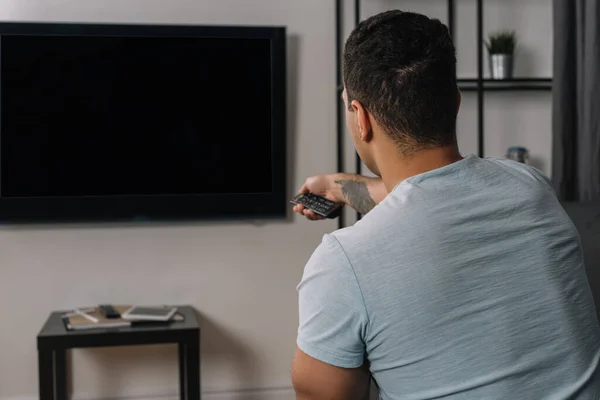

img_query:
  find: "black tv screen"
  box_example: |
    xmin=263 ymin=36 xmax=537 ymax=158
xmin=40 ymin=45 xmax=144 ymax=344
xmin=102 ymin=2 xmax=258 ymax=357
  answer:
xmin=0 ymin=22 xmax=286 ymax=222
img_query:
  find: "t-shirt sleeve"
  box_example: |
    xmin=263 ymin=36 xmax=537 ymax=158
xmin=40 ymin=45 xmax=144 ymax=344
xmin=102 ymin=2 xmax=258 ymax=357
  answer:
xmin=296 ymin=233 xmax=368 ymax=369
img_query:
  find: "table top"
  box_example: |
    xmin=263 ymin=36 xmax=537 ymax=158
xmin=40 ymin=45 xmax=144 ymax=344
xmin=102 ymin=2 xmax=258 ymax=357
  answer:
xmin=38 ymin=305 xmax=199 ymax=341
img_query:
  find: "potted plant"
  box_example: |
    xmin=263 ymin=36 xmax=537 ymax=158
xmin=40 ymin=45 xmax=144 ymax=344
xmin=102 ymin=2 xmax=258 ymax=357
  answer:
xmin=485 ymin=30 xmax=516 ymax=80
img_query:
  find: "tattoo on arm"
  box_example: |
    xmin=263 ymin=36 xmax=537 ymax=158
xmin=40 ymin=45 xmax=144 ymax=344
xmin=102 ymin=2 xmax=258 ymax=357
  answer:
xmin=335 ymin=180 xmax=377 ymax=215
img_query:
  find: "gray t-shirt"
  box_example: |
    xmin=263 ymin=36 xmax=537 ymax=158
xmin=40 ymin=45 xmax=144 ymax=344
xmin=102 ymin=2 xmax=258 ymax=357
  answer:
xmin=297 ymin=154 xmax=600 ymax=399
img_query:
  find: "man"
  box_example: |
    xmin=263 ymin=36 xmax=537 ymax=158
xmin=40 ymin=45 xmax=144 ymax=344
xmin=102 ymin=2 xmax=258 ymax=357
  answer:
xmin=291 ymin=10 xmax=600 ymax=400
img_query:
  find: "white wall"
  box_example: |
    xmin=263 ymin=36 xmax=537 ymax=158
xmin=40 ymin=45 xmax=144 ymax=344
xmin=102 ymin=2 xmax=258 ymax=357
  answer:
xmin=0 ymin=0 xmax=553 ymax=399
xmin=0 ymin=0 xmax=337 ymax=399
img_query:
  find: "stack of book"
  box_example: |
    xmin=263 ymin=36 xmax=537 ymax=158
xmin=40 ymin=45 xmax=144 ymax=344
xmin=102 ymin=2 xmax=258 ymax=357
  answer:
xmin=62 ymin=305 xmax=183 ymax=331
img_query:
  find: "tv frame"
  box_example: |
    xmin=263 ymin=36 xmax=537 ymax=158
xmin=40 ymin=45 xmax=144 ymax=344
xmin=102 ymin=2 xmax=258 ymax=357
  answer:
xmin=0 ymin=21 xmax=287 ymax=223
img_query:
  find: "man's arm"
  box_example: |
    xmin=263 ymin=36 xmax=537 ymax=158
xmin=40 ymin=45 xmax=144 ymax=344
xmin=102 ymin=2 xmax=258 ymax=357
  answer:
xmin=292 ymin=347 xmax=371 ymax=400
xmin=296 ymin=173 xmax=387 ymax=218
xmin=294 ymin=234 xmax=371 ymax=399
xmin=333 ymin=174 xmax=386 ymax=215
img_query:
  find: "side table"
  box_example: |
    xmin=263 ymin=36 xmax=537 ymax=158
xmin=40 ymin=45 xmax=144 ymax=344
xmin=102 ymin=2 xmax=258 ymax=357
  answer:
xmin=37 ymin=305 xmax=200 ymax=400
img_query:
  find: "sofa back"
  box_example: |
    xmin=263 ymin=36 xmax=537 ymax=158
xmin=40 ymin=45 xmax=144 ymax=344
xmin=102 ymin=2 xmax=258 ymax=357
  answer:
xmin=563 ymin=202 xmax=600 ymax=318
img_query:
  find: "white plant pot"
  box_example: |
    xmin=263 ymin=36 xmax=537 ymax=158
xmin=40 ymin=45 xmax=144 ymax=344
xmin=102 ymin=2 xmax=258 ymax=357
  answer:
xmin=489 ymin=54 xmax=513 ymax=80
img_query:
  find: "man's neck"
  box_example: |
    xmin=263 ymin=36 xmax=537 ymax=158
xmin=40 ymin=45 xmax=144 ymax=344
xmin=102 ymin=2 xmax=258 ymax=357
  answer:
xmin=379 ymin=145 xmax=464 ymax=193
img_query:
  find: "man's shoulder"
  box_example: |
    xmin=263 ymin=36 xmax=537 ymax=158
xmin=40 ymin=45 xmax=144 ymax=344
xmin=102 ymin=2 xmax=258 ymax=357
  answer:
xmin=330 ymin=195 xmax=416 ymax=262
xmin=328 ymin=157 xmax=556 ymax=264
xmin=484 ymin=157 xmax=553 ymax=187
xmin=304 ymin=233 xmax=352 ymax=273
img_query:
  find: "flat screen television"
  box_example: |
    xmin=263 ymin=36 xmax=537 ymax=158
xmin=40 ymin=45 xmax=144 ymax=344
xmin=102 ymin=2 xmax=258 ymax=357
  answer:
xmin=0 ymin=22 xmax=286 ymax=223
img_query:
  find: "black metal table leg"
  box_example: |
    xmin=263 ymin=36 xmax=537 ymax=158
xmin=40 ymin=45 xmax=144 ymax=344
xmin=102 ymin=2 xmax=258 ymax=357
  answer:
xmin=38 ymin=350 xmax=54 ymax=400
xmin=55 ymin=349 xmax=67 ymax=400
xmin=185 ymin=336 xmax=200 ymax=399
xmin=179 ymin=342 xmax=187 ymax=400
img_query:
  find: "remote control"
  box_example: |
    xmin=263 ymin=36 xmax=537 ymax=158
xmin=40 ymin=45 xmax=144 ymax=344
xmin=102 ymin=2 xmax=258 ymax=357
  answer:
xmin=99 ymin=304 xmax=121 ymax=319
xmin=290 ymin=193 xmax=343 ymax=219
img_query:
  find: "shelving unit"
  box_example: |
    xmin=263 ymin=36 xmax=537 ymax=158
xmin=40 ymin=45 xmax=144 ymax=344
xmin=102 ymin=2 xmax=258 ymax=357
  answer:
xmin=458 ymin=78 xmax=553 ymax=92
xmin=335 ymin=0 xmax=553 ymax=227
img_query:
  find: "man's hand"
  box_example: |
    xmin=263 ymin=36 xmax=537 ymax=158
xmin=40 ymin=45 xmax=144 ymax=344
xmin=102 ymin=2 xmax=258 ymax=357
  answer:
xmin=293 ymin=173 xmax=387 ymax=220
xmin=293 ymin=175 xmax=345 ymax=221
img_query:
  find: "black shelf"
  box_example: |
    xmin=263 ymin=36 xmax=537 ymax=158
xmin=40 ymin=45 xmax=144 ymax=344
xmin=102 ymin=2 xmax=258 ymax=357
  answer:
xmin=336 ymin=0 xmax=345 ymax=229
xmin=458 ymin=78 xmax=553 ymax=91
xmin=355 ymin=0 xmax=362 ymax=222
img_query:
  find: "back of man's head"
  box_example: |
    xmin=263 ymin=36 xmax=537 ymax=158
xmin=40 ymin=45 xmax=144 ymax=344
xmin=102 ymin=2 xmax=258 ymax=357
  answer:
xmin=343 ymin=10 xmax=458 ymax=151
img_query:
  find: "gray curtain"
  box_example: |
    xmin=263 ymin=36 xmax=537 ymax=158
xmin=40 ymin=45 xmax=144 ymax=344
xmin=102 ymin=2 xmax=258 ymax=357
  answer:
xmin=553 ymin=0 xmax=600 ymax=201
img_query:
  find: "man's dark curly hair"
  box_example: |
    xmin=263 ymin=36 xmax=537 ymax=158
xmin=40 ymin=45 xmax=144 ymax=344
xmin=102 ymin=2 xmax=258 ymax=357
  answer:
xmin=343 ymin=10 xmax=458 ymax=149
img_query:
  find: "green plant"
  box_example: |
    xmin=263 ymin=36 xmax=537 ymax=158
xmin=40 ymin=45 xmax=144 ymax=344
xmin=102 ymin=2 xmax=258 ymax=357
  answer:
xmin=485 ymin=30 xmax=517 ymax=55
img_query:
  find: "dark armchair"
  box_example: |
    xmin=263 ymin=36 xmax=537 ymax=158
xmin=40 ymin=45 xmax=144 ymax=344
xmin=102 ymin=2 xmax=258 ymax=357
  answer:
xmin=563 ymin=202 xmax=600 ymax=319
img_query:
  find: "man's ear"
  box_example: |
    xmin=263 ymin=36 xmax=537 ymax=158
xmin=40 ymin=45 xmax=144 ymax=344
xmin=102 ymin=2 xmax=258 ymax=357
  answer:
xmin=351 ymin=100 xmax=373 ymax=143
